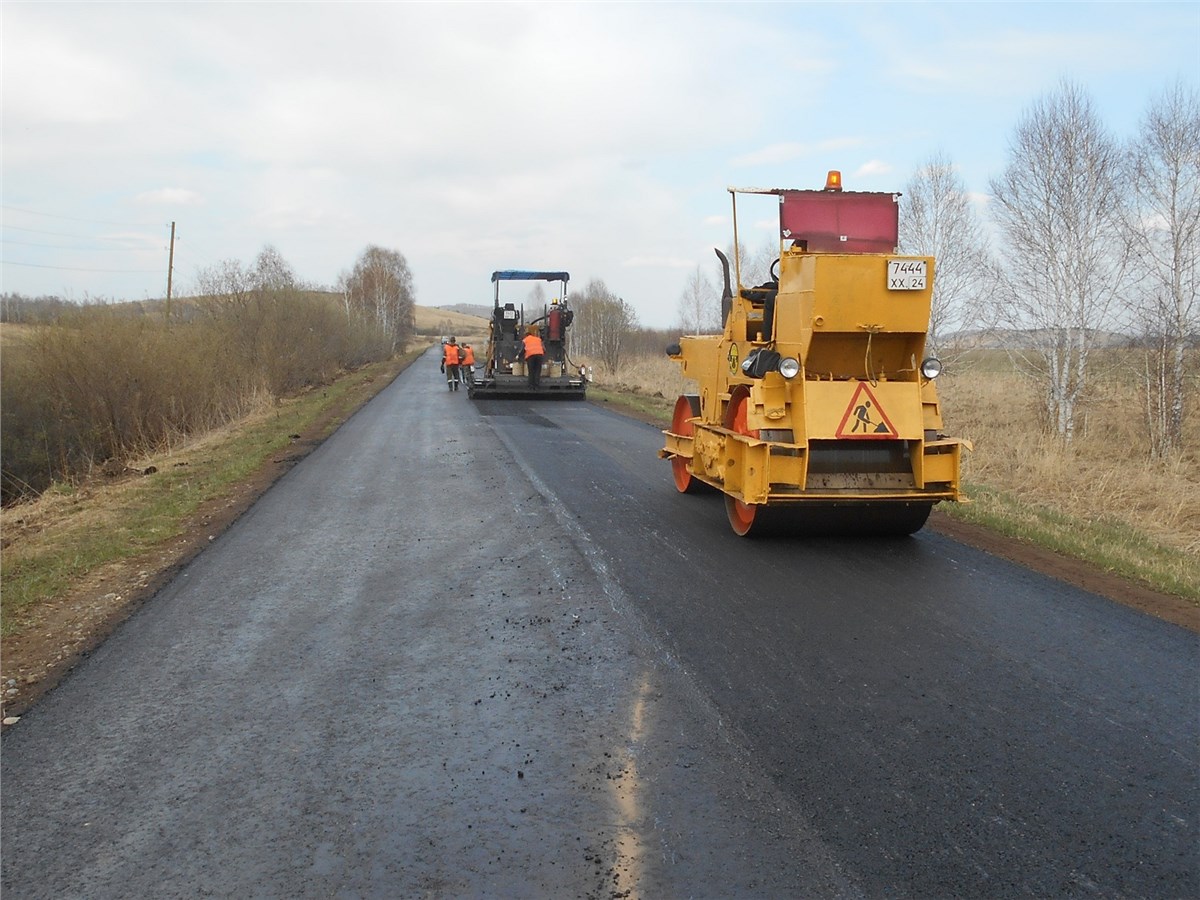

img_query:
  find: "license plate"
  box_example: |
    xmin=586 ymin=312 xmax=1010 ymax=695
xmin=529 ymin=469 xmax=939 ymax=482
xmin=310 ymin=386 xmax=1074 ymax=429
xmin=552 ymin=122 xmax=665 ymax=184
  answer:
xmin=887 ymin=259 xmax=927 ymax=290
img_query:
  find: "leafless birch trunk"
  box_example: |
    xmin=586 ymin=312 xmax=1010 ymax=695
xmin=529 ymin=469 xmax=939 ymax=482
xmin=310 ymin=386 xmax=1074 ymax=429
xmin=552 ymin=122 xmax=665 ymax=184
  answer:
xmin=676 ymin=265 xmax=719 ymax=334
xmin=338 ymin=246 xmax=416 ymax=354
xmin=1124 ymin=81 xmax=1199 ymax=457
xmin=989 ymin=80 xmax=1130 ymax=443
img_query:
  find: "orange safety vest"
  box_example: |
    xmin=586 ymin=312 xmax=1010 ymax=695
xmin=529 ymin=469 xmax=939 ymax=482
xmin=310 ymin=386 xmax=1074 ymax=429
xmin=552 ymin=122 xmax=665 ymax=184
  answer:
xmin=461 ymin=346 xmax=476 ymax=366
xmin=522 ymin=334 xmax=545 ymax=358
xmin=443 ymin=343 xmax=461 ymax=365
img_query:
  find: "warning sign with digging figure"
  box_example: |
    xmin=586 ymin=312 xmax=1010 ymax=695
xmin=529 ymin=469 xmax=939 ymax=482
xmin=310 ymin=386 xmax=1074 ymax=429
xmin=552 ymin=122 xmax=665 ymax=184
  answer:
xmin=836 ymin=383 xmax=898 ymax=439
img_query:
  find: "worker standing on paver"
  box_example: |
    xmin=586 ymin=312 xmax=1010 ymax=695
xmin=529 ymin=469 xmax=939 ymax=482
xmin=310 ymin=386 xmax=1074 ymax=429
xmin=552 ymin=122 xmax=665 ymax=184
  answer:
xmin=519 ymin=326 xmax=545 ymax=389
xmin=441 ymin=337 xmax=462 ymax=392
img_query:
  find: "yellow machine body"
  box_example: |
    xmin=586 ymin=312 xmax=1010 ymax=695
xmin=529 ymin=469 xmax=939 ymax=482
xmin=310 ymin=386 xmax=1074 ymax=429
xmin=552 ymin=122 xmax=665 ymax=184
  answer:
xmin=660 ymin=181 xmax=969 ymax=536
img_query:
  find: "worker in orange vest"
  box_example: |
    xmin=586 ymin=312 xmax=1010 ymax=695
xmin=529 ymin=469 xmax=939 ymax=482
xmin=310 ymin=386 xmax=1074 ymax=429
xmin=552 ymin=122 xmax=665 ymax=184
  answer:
xmin=441 ymin=337 xmax=462 ymax=392
xmin=459 ymin=343 xmax=476 ymax=387
xmin=519 ymin=326 xmax=546 ymax=389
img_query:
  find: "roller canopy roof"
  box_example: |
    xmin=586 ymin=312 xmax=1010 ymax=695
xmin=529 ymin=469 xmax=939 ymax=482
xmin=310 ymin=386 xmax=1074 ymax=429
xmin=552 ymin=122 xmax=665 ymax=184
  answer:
xmin=491 ymin=271 xmax=570 ymax=283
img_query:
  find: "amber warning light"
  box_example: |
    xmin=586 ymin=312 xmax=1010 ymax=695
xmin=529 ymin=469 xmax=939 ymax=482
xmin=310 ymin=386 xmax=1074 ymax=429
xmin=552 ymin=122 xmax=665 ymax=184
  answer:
xmin=823 ymin=170 xmax=843 ymax=192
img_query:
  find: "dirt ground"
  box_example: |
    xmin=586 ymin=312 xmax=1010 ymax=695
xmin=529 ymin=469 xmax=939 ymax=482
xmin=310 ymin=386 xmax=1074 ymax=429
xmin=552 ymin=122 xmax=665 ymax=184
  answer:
xmin=4 ymin=393 xmax=1196 ymax=725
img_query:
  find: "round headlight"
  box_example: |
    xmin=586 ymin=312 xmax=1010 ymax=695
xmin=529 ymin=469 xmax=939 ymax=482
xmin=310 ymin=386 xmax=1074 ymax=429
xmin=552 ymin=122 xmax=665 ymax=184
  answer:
xmin=778 ymin=357 xmax=801 ymax=379
xmin=921 ymin=357 xmax=943 ymax=379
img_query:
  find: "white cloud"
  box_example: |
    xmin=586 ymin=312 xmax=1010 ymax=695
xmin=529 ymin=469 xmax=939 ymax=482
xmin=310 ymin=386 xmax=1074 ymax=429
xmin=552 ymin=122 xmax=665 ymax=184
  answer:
xmin=620 ymin=256 xmax=696 ymax=269
xmin=732 ymin=138 xmax=863 ymax=168
xmin=2 ymin=27 xmax=148 ymax=125
xmin=135 ymin=189 xmax=204 ymax=206
xmin=855 ymin=160 xmax=894 ymax=178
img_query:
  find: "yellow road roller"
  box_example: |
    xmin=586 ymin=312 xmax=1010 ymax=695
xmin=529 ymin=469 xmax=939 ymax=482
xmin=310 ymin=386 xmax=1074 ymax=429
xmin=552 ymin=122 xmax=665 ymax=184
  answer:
xmin=660 ymin=172 xmax=970 ymax=536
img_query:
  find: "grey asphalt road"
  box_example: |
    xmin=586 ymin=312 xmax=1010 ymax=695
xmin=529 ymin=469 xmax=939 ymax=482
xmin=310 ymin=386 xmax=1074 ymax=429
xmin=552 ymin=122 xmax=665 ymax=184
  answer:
xmin=3 ymin=349 xmax=1197 ymax=899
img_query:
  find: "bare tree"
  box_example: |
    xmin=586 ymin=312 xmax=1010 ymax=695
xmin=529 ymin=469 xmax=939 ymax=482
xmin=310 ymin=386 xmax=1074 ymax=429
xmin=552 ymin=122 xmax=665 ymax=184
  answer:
xmin=252 ymin=244 xmax=299 ymax=292
xmin=195 ymin=257 xmax=253 ymax=309
xmin=339 ymin=246 xmax=416 ymax=353
xmin=900 ymin=151 xmax=992 ymax=355
xmin=676 ymin=265 xmax=719 ymax=334
xmin=571 ymin=278 xmax=639 ymax=372
xmin=989 ymin=79 xmax=1130 ymax=442
xmin=743 ymin=236 xmax=778 ymax=289
xmin=1124 ymin=81 xmax=1200 ymax=457
xmin=194 ymin=247 xmax=296 ymax=376
xmin=720 ymin=236 xmax=775 ymax=294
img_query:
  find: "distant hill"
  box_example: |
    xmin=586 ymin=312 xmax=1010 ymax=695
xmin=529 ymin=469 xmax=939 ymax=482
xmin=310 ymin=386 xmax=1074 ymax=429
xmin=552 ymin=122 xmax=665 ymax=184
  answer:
xmin=413 ymin=305 xmax=489 ymax=338
xmin=436 ymin=303 xmax=493 ymax=320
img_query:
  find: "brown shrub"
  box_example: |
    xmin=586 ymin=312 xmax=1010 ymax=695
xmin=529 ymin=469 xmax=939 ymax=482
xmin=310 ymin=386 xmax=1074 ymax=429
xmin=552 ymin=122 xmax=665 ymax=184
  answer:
xmin=1 ymin=296 xmax=395 ymax=503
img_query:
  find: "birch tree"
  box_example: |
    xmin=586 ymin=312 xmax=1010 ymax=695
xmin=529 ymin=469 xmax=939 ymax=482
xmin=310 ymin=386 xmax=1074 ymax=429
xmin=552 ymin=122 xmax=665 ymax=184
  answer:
xmin=900 ymin=151 xmax=992 ymax=355
xmin=571 ymin=278 xmax=638 ymax=372
xmin=989 ymin=80 xmax=1130 ymax=442
xmin=1124 ymin=81 xmax=1200 ymax=457
xmin=339 ymin=246 xmax=416 ymax=353
xmin=676 ymin=265 xmax=720 ymax=334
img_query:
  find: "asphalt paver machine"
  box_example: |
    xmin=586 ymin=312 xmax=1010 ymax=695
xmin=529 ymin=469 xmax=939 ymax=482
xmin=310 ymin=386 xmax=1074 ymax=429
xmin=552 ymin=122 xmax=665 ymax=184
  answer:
xmin=469 ymin=270 xmax=588 ymax=400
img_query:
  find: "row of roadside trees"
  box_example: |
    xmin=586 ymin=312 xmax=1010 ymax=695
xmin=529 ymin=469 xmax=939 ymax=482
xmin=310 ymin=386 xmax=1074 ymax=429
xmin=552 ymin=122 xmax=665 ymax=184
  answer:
xmin=1 ymin=244 xmax=417 ymax=503
xmin=672 ymin=79 xmax=1198 ymax=456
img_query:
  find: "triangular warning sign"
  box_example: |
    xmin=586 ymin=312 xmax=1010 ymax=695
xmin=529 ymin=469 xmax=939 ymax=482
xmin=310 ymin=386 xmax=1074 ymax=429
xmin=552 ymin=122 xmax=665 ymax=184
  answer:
xmin=836 ymin=383 xmax=898 ymax=439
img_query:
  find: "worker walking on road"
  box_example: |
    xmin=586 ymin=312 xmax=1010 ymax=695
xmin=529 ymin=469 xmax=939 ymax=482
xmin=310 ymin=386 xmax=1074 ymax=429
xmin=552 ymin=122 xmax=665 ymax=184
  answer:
xmin=460 ymin=343 xmax=476 ymax=387
xmin=441 ymin=337 xmax=462 ymax=392
xmin=519 ymin=326 xmax=546 ymax=389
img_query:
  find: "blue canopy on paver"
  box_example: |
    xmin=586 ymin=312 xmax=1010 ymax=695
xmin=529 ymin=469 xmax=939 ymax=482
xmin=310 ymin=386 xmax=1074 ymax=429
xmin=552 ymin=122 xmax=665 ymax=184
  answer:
xmin=490 ymin=271 xmax=569 ymax=283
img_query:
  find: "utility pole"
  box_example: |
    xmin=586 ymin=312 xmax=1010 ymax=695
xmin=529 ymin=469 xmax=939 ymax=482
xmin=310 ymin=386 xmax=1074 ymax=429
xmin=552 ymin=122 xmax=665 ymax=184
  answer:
xmin=165 ymin=221 xmax=176 ymax=324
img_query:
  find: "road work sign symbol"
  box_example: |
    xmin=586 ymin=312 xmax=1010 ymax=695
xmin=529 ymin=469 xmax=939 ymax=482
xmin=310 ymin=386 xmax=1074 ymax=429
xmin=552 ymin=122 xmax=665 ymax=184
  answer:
xmin=836 ymin=383 xmax=897 ymax=439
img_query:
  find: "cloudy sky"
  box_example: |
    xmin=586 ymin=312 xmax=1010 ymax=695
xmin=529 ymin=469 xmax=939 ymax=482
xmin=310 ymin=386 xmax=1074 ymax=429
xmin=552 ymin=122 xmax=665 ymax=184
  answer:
xmin=2 ymin=1 xmax=1196 ymax=328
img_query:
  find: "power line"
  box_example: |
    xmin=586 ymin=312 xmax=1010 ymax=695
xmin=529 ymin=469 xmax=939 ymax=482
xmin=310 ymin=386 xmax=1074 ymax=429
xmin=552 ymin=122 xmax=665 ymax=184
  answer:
xmin=2 ymin=224 xmax=158 ymax=241
xmin=2 ymin=238 xmax=156 ymax=252
xmin=3 ymin=261 xmax=161 ymax=274
xmin=1 ymin=205 xmax=161 ymax=229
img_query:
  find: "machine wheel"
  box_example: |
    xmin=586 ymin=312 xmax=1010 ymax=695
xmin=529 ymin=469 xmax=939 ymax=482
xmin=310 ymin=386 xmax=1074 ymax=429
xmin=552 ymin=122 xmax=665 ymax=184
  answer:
xmin=670 ymin=395 xmax=707 ymax=494
xmin=725 ymin=494 xmax=760 ymax=536
xmin=723 ymin=386 xmax=766 ymax=536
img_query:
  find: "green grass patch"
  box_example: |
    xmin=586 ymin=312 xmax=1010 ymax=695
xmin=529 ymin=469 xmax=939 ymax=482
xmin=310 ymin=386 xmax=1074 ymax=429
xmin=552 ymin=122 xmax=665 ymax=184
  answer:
xmin=587 ymin=384 xmax=674 ymax=423
xmin=942 ymin=482 xmax=1200 ymax=603
xmin=1 ymin=354 xmax=417 ymax=636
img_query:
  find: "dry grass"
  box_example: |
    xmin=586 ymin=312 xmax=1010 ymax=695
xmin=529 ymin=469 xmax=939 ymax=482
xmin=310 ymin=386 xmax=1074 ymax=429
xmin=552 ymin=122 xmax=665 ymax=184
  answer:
xmin=0 ymin=322 xmax=36 ymax=349
xmin=599 ymin=354 xmax=698 ymax=400
xmin=413 ymin=305 xmax=489 ymax=338
xmin=941 ymin=362 xmax=1199 ymax=556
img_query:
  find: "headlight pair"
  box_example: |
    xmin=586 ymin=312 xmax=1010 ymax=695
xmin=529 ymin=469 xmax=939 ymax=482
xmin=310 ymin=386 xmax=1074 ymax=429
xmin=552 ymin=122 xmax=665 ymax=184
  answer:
xmin=740 ymin=348 xmax=801 ymax=380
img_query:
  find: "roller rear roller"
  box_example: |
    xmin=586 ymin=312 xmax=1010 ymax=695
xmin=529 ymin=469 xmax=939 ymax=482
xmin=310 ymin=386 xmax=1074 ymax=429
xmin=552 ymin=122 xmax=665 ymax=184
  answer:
xmin=725 ymin=500 xmax=933 ymax=538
